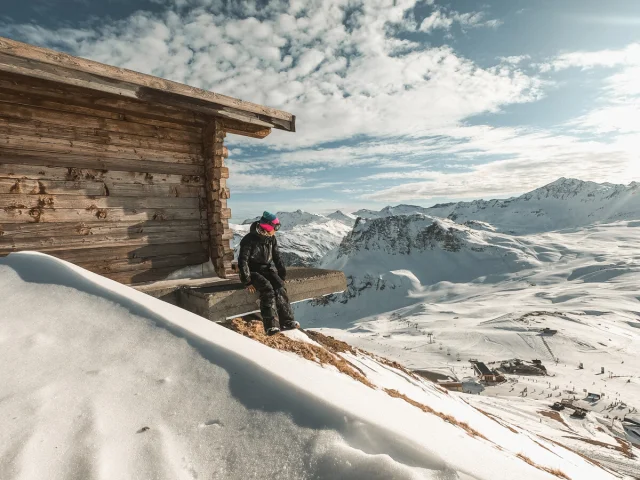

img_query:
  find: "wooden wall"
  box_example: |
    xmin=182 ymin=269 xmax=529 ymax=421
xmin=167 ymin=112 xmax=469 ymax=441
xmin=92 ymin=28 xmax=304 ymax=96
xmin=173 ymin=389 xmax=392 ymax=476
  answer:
xmin=0 ymin=71 xmax=233 ymax=284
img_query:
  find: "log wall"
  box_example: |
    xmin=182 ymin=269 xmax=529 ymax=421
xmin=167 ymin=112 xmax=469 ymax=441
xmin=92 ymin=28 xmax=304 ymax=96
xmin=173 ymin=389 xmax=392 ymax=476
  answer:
xmin=0 ymin=72 xmax=233 ymax=284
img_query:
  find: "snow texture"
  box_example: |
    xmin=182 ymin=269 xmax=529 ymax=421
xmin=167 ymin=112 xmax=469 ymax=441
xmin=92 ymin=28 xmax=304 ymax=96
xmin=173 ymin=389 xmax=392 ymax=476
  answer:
xmin=0 ymin=252 xmax=617 ymax=480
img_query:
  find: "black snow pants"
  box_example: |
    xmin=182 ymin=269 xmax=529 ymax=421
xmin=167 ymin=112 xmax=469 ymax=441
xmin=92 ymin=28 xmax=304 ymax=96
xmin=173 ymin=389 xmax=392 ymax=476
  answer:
xmin=250 ymin=267 xmax=295 ymax=331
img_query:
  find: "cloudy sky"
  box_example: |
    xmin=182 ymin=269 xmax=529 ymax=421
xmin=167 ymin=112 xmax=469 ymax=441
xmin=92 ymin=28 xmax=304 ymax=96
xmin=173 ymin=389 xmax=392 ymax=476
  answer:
xmin=2 ymin=0 xmax=639 ymax=220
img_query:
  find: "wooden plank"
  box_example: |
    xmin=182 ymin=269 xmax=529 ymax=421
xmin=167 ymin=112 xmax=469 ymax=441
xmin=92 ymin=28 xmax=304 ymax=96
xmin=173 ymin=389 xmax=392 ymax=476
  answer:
xmin=77 ymin=251 xmax=208 ymax=275
xmin=0 ymin=37 xmax=295 ymax=127
xmin=0 ymin=206 xmax=202 ymax=223
xmin=0 ymin=178 xmax=104 ymax=195
xmin=103 ymin=266 xmax=206 ymax=284
xmin=0 ymin=219 xmax=205 ymax=238
xmin=35 ymin=241 xmax=207 ymax=264
xmin=0 ymin=164 xmax=203 ymax=185
xmin=0 ymin=194 xmax=201 ymax=210
xmin=0 ymin=178 xmax=204 ymax=197
xmin=0 ymin=132 xmax=202 ymax=165
xmin=0 ymin=88 xmax=205 ymax=135
xmin=0 ymin=150 xmax=204 ymax=176
xmin=0 ymin=101 xmax=202 ymax=143
xmin=212 ymin=167 xmax=229 ymax=180
xmin=0 ymin=73 xmax=207 ymax=127
xmin=0 ymin=118 xmax=203 ymax=155
xmin=1 ymin=229 xmax=205 ymax=251
xmin=220 ymin=117 xmax=271 ymax=139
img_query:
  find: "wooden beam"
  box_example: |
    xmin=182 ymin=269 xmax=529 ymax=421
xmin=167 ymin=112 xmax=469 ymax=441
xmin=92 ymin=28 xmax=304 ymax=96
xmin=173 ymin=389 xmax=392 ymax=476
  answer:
xmin=0 ymin=178 xmax=204 ymax=197
xmin=0 ymin=205 xmax=202 ymax=223
xmin=0 ymin=36 xmax=296 ymax=132
xmin=0 ymin=100 xmax=203 ymax=142
xmin=219 ymin=117 xmax=271 ymax=139
xmin=0 ymin=72 xmax=207 ymax=127
xmin=0 ymin=150 xmax=205 ymax=176
xmin=202 ymin=121 xmax=235 ymax=278
xmin=0 ymin=164 xmax=203 ymax=185
xmin=28 ymin=241 xmax=208 ymax=264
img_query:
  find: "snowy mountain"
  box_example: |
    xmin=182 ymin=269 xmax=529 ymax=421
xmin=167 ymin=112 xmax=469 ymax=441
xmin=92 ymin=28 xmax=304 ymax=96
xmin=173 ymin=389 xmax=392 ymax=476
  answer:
xmin=232 ymin=210 xmax=352 ymax=267
xmin=326 ymin=210 xmax=357 ymax=226
xmin=353 ymin=204 xmax=432 ymax=219
xmin=302 ymin=214 xmax=542 ymax=322
xmin=356 ymin=179 xmax=640 ymax=235
xmin=0 ymin=252 xmax=623 ymax=480
xmin=242 ymin=209 xmax=329 ymax=230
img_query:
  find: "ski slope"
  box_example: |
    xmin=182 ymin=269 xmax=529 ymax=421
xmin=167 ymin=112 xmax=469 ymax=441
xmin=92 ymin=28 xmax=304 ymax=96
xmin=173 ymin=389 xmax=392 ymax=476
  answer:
xmin=0 ymin=252 xmax=619 ymax=480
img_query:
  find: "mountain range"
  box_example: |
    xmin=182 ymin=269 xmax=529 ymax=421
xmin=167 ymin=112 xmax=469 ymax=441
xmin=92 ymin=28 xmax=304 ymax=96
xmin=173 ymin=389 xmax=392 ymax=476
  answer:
xmin=353 ymin=178 xmax=640 ymax=234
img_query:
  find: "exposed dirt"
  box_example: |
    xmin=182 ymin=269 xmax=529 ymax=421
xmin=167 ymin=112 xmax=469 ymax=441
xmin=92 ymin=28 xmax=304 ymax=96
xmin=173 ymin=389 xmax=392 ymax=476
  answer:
xmin=384 ymin=388 xmax=487 ymax=440
xmin=540 ymin=435 xmax=605 ymax=469
xmin=221 ymin=318 xmax=526 ymax=444
xmin=564 ymin=435 xmax=636 ymax=460
xmin=305 ymin=330 xmax=357 ymax=354
xmin=516 ymin=453 xmax=570 ymax=479
xmin=615 ymin=437 xmax=637 ymax=459
xmin=222 ymin=319 xmax=374 ymax=388
xmin=539 ymin=410 xmax=570 ymax=429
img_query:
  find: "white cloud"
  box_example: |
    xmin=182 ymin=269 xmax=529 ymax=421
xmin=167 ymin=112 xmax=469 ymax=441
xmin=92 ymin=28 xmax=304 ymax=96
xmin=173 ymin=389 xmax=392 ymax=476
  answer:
xmin=499 ymin=55 xmax=530 ymax=65
xmin=419 ymin=11 xmax=454 ymax=32
xmin=541 ymin=43 xmax=640 ymax=72
xmin=4 ymin=2 xmax=637 ymax=208
xmin=2 ymin=0 xmax=532 ymax=150
xmin=419 ymin=8 xmax=502 ymax=33
xmin=361 ymin=148 xmax=637 ymax=202
xmin=544 ymin=43 xmax=640 ymax=136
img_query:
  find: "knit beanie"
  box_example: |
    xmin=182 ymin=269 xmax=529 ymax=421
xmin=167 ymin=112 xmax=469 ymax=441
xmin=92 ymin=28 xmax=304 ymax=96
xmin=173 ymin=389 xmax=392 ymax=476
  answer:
xmin=260 ymin=211 xmax=278 ymax=223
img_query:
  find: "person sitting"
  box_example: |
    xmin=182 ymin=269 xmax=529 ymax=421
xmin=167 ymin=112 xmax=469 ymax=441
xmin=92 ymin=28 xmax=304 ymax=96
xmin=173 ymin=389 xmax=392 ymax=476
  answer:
xmin=238 ymin=211 xmax=299 ymax=335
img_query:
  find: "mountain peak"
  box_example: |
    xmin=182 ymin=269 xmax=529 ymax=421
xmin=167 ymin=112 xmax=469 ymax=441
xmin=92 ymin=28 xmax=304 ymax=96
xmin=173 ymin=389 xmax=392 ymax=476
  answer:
xmin=327 ymin=210 xmax=357 ymax=226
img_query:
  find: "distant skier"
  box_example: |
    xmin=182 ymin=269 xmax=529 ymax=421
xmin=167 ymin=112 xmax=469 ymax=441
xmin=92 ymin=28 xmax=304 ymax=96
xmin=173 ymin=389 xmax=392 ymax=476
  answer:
xmin=238 ymin=211 xmax=299 ymax=335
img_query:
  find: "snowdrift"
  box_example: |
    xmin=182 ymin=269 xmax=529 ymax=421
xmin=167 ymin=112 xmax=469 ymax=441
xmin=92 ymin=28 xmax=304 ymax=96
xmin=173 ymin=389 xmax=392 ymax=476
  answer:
xmin=0 ymin=252 xmax=616 ymax=480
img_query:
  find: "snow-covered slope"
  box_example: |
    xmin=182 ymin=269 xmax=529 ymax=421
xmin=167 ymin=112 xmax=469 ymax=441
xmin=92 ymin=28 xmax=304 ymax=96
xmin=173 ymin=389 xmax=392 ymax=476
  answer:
xmin=298 ymin=220 xmax=640 ymax=476
xmin=233 ymin=210 xmax=352 ymax=267
xmin=327 ymin=210 xmax=357 ymax=226
xmin=242 ymin=209 xmax=328 ymax=230
xmin=0 ymin=252 xmax=620 ymax=480
xmin=304 ymin=214 xmax=542 ymax=322
xmin=355 ymin=179 xmax=640 ymax=235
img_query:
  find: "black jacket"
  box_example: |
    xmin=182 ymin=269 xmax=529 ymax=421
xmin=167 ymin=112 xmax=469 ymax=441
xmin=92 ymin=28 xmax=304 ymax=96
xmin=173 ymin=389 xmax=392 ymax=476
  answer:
xmin=238 ymin=222 xmax=286 ymax=286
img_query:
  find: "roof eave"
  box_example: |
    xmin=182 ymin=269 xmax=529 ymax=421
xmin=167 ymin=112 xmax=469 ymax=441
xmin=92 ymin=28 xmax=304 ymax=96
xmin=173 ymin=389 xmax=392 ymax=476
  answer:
xmin=0 ymin=36 xmax=296 ymax=136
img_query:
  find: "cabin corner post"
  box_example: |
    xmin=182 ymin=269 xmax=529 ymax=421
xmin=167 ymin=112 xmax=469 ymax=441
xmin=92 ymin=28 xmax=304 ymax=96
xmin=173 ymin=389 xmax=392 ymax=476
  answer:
xmin=203 ymin=120 xmax=234 ymax=278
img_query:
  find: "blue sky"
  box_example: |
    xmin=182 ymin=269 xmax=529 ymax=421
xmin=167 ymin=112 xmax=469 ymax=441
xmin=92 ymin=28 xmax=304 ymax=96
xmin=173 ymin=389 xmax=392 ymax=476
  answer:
xmin=2 ymin=0 xmax=639 ymax=221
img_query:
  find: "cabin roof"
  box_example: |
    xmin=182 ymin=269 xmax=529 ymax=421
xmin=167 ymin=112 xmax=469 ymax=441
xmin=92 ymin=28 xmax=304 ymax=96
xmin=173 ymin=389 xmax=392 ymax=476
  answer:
xmin=0 ymin=36 xmax=295 ymax=137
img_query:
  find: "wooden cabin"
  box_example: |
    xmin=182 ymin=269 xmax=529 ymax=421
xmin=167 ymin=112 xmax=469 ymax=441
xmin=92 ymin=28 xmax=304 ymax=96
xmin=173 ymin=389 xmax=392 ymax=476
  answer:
xmin=0 ymin=37 xmax=346 ymax=321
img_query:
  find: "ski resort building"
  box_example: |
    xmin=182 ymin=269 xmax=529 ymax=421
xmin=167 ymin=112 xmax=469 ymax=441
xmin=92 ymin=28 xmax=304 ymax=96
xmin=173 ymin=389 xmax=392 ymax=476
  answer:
xmin=470 ymin=360 xmax=505 ymax=384
xmin=0 ymin=36 xmax=346 ymax=321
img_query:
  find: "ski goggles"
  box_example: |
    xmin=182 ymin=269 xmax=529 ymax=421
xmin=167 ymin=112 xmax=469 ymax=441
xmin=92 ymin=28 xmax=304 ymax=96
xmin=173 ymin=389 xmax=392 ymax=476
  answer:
xmin=259 ymin=219 xmax=281 ymax=232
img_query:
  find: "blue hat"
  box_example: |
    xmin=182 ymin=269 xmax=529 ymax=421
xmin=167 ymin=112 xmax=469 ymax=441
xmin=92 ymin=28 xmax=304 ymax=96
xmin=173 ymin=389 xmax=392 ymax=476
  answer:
xmin=260 ymin=211 xmax=278 ymax=222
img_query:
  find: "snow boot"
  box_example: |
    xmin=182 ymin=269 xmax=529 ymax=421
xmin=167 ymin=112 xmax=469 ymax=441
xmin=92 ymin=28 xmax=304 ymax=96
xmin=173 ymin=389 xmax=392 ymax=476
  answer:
xmin=266 ymin=327 xmax=281 ymax=336
xmin=280 ymin=320 xmax=300 ymax=331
